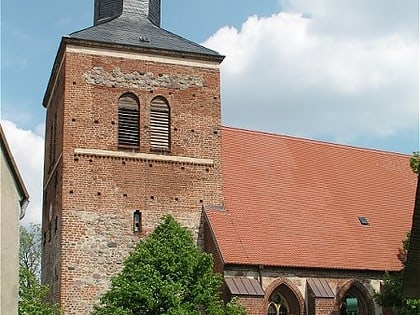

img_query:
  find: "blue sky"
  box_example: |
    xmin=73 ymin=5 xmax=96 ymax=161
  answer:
xmin=1 ymin=0 xmax=419 ymax=224
xmin=1 ymin=1 xmax=279 ymax=131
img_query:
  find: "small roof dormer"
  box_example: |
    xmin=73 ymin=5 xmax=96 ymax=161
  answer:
xmin=94 ymin=0 xmax=160 ymax=27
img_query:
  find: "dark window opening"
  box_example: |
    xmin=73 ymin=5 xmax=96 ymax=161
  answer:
xmin=133 ymin=210 xmax=142 ymax=233
xmin=118 ymin=93 xmax=140 ymax=147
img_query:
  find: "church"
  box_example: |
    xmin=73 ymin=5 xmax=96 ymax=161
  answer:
xmin=40 ymin=1 xmax=417 ymax=314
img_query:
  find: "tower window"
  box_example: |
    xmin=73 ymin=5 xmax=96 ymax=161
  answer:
xmin=118 ymin=93 xmax=139 ymax=147
xmin=150 ymin=96 xmax=170 ymax=151
xmin=133 ymin=210 xmax=142 ymax=233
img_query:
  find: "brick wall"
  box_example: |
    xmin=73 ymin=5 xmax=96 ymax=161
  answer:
xmin=237 ymin=297 xmax=265 ymax=315
xmin=314 ymin=298 xmax=335 ymax=315
xmin=42 ymin=44 xmax=223 ymax=314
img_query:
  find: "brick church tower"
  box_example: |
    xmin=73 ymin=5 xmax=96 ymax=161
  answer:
xmin=41 ymin=1 xmax=224 ymax=313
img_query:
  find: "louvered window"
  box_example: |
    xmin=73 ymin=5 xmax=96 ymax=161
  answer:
xmin=150 ymin=96 xmax=170 ymax=151
xmin=118 ymin=93 xmax=139 ymax=147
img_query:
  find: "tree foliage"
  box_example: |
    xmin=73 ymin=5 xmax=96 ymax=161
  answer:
xmin=93 ymin=215 xmax=246 ymax=315
xmin=374 ymin=233 xmax=420 ymax=315
xmin=410 ymin=151 xmax=419 ymax=174
xmin=19 ymin=223 xmax=41 ymax=278
xmin=18 ymin=224 xmax=61 ymax=315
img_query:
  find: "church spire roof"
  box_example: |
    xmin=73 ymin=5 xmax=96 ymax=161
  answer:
xmin=68 ymin=0 xmax=222 ymax=59
xmin=94 ymin=0 xmax=160 ymax=27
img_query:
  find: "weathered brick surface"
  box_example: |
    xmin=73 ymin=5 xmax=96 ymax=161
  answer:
xmin=42 ymin=46 xmax=223 ymax=314
xmin=237 ymin=297 xmax=265 ymax=315
xmin=314 ymin=298 xmax=335 ymax=315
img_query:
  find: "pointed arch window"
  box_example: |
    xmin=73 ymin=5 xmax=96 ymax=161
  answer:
xmin=267 ymin=283 xmax=302 ymax=315
xmin=150 ymin=96 xmax=170 ymax=151
xmin=118 ymin=93 xmax=139 ymax=147
xmin=268 ymin=292 xmax=289 ymax=315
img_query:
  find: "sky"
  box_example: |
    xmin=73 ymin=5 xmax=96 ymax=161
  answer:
xmin=1 ymin=0 xmax=419 ymax=225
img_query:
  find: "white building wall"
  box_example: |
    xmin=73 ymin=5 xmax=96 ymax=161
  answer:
xmin=0 ymin=148 xmax=23 ymax=315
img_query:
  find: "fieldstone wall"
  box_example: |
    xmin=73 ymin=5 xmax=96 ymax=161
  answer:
xmin=84 ymin=67 xmax=204 ymax=90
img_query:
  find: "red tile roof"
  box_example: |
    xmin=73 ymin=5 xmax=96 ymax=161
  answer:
xmin=206 ymin=127 xmax=417 ymax=272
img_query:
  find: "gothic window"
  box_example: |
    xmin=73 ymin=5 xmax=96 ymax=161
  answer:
xmin=268 ymin=292 xmax=289 ymax=315
xmin=118 ymin=93 xmax=140 ymax=147
xmin=150 ymin=96 xmax=170 ymax=151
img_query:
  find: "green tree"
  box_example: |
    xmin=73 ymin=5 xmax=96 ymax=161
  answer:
xmin=93 ymin=215 xmax=246 ymax=315
xmin=374 ymin=233 xmax=420 ymax=315
xmin=18 ymin=224 xmax=61 ymax=315
xmin=410 ymin=151 xmax=419 ymax=174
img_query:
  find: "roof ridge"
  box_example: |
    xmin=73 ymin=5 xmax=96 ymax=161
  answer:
xmin=221 ymin=125 xmax=411 ymax=157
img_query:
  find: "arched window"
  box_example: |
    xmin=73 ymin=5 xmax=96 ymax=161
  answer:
xmin=268 ymin=292 xmax=289 ymax=315
xmin=266 ymin=283 xmax=302 ymax=315
xmin=118 ymin=93 xmax=139 ymax=147
xmin=150 ymin=96 xmax=170 ymax=151
xmin=337 ymin=281 xmax=375 ymax=315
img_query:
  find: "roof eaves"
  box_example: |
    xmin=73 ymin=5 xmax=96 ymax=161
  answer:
xmin=0 ymin=125 xmax=30 ymax=219
xmin=224 ymin=261 xmax=399 ymax=273
xmin=69 ymin=17 xmax=224 ymax=61
xmin=43 ymin=37 xmax=67 ymax=108
xmin=67 ymin=36 xmax=225 ymax=63
xmin=203 ymin=209 xmax=226 ymax=266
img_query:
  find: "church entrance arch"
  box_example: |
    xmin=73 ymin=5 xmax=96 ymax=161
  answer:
xmin=335 ymin=280 xmax=375 ymax=315
xmin=264 ymin=279 xmax=304 ymax=315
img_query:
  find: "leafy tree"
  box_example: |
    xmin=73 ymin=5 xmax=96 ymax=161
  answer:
xmin=19 ymin=224 xmax=41 ymax=279
xmin=374 ymin=233 xmax=420 ymax=315
xmin=410 ymin=151 xmax=419 ymax=174
xmin=93 ymin=215 xmax=246 ymax=315
xmin=18 ymin=224 xmax=61 ymax=315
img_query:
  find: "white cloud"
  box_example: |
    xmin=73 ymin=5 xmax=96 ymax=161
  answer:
xmin=280 ymin=0 xmax=418 ymax=39
xmin=1 ymin=120 xmax=44 ymax=226
xmin=203 ymin=1 xmax=418 ymax=151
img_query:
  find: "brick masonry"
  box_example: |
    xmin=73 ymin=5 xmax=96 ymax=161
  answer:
xmin=42 ymin=45 xmax=223 ymax=314
xmin=42 ymin=42 xmax=393 ymax=315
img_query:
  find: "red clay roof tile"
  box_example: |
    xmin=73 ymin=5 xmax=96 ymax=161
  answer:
xmin=206 ymin=126 xmax=417 ymax=271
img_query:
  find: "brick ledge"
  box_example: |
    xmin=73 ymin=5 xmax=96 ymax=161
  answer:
xmin=74 ymin=148 xmax=214 ymax=166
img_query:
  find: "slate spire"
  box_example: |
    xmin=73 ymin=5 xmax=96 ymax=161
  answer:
xmin=94 ymin=0 xmax=161 ymax=27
